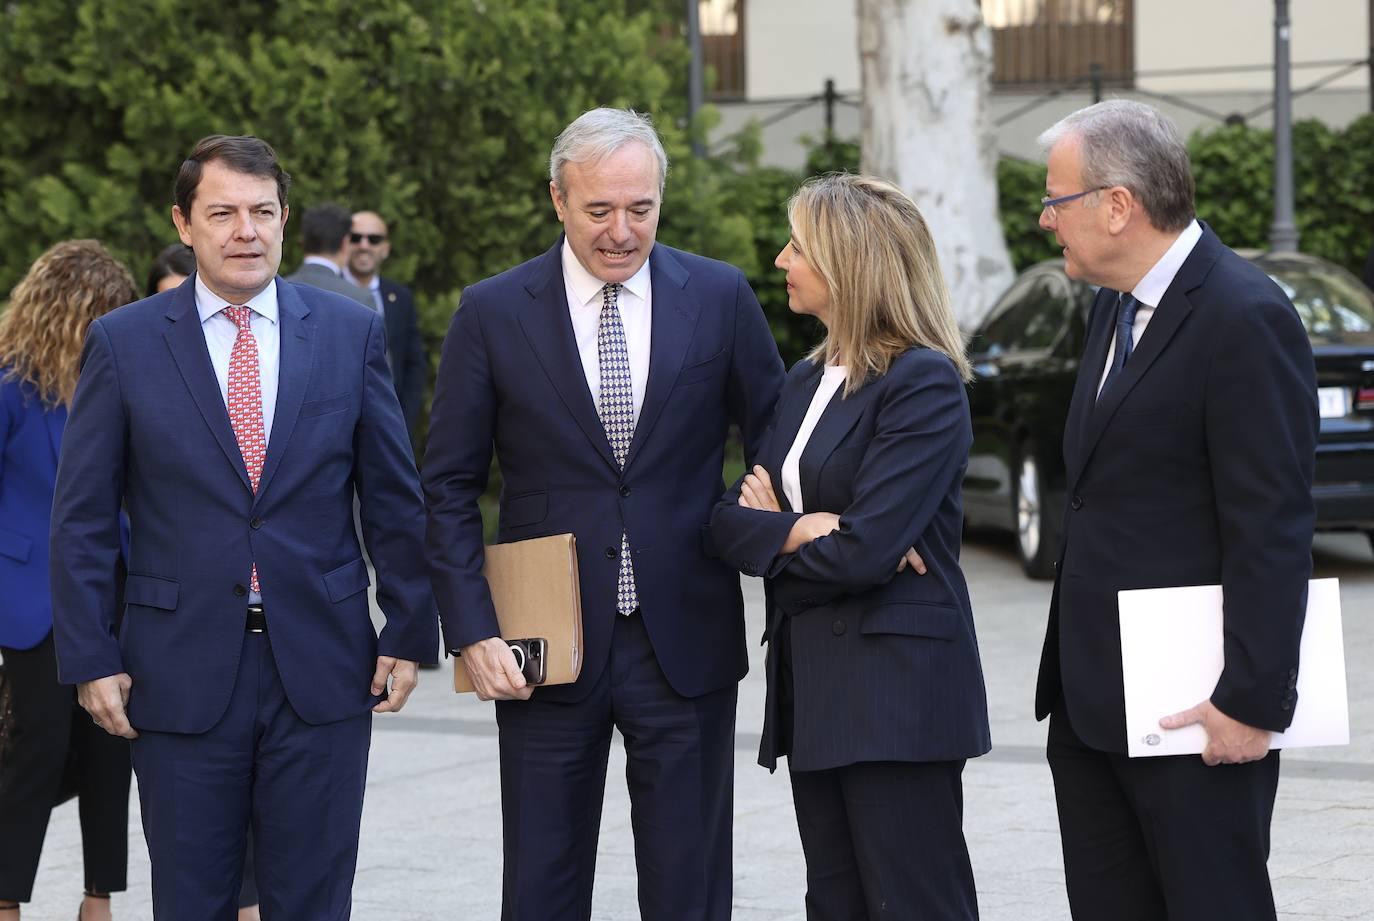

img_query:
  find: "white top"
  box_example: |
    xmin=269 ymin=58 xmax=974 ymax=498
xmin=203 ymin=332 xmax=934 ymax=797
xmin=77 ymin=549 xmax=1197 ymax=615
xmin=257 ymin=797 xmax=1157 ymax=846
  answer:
xmin=1097 ymin=219 xmax=1202 ymax=397
xmin=195 ymin=274 xmax=280 ymax=603
xmin=781 ymin=365 xmax=848 ymax=513
xmin=561 ymin=240 xmax=652 ymax=425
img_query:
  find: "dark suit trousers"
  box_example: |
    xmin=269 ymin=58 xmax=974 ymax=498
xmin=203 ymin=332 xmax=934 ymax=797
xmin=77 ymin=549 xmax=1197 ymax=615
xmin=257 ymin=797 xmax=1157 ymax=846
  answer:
xmin=131 ymin=630 xmax=370 ymax=921
xmin=0 ymin=634 xmax=130 ymax=902
xmin=1047 ymin=707 xmax=1279 ymax=921
xmin=788 ymin=760 xmax=977 ymax=921
xmin=495 ymin=611 xmax=737 ymax=921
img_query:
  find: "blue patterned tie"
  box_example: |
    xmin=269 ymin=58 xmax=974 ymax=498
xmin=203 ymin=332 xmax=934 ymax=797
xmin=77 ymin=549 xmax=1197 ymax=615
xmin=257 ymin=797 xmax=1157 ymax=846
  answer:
xmin=1100 ymin=293 xmax=1139 ymax=396
xmin=597 ymin=283 xmax=639 ymax=615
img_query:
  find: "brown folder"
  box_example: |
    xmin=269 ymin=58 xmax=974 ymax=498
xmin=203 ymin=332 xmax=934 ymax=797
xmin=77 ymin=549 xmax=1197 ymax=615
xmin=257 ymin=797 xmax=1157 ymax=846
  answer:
xmin=453 ymin=533 xmax=584 ymax=693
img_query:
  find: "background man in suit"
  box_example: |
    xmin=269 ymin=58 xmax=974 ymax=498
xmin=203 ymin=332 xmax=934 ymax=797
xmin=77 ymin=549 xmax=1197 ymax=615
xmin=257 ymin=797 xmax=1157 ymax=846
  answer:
xmin=51 ymin=135 xmax=436 ymax=919
xmin=1033 ymin=101 xmax=1318 ymax=921
xmin=423 ymin=107 xmax=785 ymax=921
xmin=346 ymin=210 xmax=427 ymax=436
xmin=285 ymin=202 xmax=373 ymax=309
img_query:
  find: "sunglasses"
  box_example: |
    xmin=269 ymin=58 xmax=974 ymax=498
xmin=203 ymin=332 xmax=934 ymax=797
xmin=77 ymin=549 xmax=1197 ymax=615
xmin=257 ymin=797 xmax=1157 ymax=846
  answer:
xmin=349 ymin=232 xmax=386 ymax=245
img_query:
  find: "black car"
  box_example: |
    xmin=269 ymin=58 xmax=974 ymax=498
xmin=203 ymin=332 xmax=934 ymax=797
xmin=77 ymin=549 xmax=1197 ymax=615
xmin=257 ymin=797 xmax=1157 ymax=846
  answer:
xmin=962 ymin=251 xmax=1374 ymax=579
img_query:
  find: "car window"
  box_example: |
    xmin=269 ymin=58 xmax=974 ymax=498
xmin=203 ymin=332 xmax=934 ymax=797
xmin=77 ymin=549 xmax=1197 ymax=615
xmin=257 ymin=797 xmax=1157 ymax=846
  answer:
xmin=1265 ymin=263 xmax=1374 ymax=345
xmin=975 ymin=275 xmax=1069 ymax=355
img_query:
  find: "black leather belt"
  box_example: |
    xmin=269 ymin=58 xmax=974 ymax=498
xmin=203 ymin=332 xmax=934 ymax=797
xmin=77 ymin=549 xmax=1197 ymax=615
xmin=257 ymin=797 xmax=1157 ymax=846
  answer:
xmin=246 ymin=603 xmax=267 ymax=634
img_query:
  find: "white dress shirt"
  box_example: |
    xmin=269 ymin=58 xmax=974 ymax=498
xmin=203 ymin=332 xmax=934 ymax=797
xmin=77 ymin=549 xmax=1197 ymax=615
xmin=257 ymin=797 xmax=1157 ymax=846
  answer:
xmin=781 ymin=365 xmax=848 ymax=513
xmin=561 ymin=240 xmax=652 ymax=425
xmin=1097 ymin=219 xmax=1202 ymax=397
xmin=195 ymin=275 xmax=280 ymax=604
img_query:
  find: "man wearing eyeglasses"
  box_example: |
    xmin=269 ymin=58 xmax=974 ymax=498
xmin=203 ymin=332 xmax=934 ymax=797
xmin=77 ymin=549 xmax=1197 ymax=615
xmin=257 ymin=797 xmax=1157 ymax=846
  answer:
xmin=346 ymin=211 xmax=427 ymax=436
xmin=1032 ymin=100 xmax=1317 ymax=921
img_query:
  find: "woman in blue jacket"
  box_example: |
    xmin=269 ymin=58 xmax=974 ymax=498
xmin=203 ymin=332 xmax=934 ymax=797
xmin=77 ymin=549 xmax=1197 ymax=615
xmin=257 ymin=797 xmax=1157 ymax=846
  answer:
xmin=710 ymin=175 xmax=991 ymax=920
xmin=0 ymin=240 xmax=138 ymax=921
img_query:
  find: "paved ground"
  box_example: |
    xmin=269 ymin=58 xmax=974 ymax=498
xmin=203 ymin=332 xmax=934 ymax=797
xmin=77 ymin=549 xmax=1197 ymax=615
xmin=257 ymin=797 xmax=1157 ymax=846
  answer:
xmin=20 ymin=533 xmax=1374 ymax=920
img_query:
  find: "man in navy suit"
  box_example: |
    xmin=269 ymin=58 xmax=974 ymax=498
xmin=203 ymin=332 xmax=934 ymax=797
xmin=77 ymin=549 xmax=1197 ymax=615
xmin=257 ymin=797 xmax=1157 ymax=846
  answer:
xmin=346 ymin=210 xmax=428 ymax=438
xmin=51 ymin=135 xmax=436 ymax=920
xmin=1033 ymin=101 xmax=1317 ymax=920
xmin=423 ymin=107 xmax=785 ymax=920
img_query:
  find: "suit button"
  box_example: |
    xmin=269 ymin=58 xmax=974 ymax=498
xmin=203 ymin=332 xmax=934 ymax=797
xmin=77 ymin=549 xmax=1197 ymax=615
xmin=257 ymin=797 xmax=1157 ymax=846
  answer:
xmin=1280 ymin=699 xmax=1293 ymax=711
xmin=604 ymin=547 xmax=617 ymax=559
xmin=233 ymin=584 xmax=247 ymax=597
xmin=619 ymin=485 xmax=631 ymax=497
xmin=250 ymin=517 xmax=264 ymax=530
xmin=832 ymin=620 xmax=846 ymax=636
xmin=1289 ymin=668 xmax=1298 ymax=679
xmin=1287 ymin=675 xmax=1298 ymax=690
xmin=1070 ymin=495 xmax=1084 ymax=510
xmin=742 ymin=561 xmax=757 ymax=576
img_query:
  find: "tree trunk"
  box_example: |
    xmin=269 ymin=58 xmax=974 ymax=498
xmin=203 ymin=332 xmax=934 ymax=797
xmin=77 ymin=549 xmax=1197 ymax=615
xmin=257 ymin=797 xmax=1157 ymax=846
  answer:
xmin=858 ymin=0 xmax=1015 ymax=329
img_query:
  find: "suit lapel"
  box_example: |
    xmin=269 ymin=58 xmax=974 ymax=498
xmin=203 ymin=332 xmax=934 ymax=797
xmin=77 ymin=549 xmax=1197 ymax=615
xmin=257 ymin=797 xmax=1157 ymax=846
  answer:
xmin=625 ymin=246 xmax=700 ymax=470
xmin=760 ymin=362 xmax=825 ymax=514
xmin=1064 ymin=289 xmax=1117 ymax=484
xmin=162 ymin=278 xmax=252 ymax=492
xmin=797 ymin=373 xmax=878 ymax=512
xmin=516 ymin=243 xmax=620 ymax=472
xmin=1072 ymin=229 xmax=1222 ymax=480
xmin=256 ymin=279 xmax=313 ymax=504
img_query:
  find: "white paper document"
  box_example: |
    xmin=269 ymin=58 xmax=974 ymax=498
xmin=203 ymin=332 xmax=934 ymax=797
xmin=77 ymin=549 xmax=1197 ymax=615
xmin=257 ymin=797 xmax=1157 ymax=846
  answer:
xmin=1118 ymin=578 xmax=1349 ymax=758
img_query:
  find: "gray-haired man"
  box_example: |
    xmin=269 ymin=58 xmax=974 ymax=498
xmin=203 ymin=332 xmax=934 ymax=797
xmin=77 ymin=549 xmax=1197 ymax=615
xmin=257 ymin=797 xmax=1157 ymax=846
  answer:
xmin=1034 ymin=100 xmax=1317 ymax=920
xmin=423 ymin=108 xmax=784 ymax=920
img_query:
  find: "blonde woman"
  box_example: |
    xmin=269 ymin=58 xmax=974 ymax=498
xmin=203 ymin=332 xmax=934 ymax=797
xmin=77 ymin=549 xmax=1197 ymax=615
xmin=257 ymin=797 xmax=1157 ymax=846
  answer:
xmin=710 ymin=174 xmax=991 ymax=919
xmin=0 ymin=241 xmax=137 ymax=921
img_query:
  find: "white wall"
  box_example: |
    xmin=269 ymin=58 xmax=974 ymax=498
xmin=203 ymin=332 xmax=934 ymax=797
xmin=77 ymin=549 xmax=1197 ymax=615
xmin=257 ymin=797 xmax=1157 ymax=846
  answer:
xmin=744 ymin=0 xmax=861 ymax=99
xmin=1135 ymin=0 xmax=1367 ymax=93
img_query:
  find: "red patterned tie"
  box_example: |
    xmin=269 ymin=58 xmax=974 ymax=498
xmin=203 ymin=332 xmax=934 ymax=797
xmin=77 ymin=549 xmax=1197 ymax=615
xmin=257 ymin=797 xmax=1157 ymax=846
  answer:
xmin=224 ymin=306 xmax=266 ymax=593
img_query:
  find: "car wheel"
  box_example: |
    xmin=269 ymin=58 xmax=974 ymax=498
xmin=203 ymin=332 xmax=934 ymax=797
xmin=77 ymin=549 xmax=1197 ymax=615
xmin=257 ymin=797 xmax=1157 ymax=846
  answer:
xmin=1013 ymin=446 xmax=1057 ymax=580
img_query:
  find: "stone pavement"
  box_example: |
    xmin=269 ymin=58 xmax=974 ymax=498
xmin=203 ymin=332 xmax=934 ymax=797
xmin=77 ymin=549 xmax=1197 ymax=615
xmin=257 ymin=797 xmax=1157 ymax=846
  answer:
xmin=20 ymin=534 xmax=1374 ymax=920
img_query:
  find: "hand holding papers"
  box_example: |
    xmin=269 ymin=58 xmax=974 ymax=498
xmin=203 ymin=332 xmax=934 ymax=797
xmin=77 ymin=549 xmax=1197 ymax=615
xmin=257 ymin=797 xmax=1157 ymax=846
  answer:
xmin=1118 ymin=578 xmax=1349 ymax=758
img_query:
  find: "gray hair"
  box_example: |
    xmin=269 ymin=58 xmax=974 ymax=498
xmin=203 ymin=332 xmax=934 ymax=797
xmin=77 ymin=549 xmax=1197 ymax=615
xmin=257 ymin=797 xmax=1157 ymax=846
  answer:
xmin=549 ymin=108 xmax=669 ymax=198
xmin=1038 ymin=99 xmax=1195 ymax=233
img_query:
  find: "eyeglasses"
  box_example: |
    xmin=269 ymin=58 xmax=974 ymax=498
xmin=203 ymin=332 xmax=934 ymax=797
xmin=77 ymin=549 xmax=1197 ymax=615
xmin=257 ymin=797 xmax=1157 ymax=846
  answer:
xmin=1040 ymin=187 xmax=1109 ymax=220
xmin=349 ymin=232 xmax=386 ymax=245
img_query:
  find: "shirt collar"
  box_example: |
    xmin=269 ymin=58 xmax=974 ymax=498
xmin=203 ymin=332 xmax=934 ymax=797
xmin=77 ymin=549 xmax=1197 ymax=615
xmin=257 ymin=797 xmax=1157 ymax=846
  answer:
xmin=560 ymin=238 xmax=651 ymax=307
xmin=304 ymin=255 xmax=342 ymax=275
xmin=344 ymin=270 xmax=381 ymax=294
xmin=1131 ymin=219 xmax=1202 ymax=309
xmin=195 ymin=273 xmax=280 ymax=325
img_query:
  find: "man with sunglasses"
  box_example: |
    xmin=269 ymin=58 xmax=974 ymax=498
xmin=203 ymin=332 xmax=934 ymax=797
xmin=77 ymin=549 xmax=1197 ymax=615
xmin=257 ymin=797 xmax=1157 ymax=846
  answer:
xmin=346 ymin=211 xmax=426 ymax=436
xmin=1033 ymin=100 xmax=1317 ymax=921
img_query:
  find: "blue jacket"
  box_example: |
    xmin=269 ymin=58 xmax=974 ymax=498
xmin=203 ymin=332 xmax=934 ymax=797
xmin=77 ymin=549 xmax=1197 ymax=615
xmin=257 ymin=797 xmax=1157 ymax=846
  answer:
xmin=423 ymin=240 xmax=785 ymax=701
xmin=50 ymin=277 xmax=436 ymax=732
xmin=710 ymin=350 xmax=992 ymax=771
xmin=1 ymin=378 xmax=65 ymax=649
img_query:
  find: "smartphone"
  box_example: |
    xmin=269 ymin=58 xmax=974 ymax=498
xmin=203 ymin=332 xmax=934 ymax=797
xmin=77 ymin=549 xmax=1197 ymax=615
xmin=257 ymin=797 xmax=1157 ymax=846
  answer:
xmin=506 ymin=637 xmax=548 ymax=685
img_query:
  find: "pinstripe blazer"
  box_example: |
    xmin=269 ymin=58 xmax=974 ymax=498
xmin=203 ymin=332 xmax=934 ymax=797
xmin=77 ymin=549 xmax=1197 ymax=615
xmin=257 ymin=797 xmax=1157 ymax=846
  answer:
xmin=710 ymin=348 xmax=992 ymax=771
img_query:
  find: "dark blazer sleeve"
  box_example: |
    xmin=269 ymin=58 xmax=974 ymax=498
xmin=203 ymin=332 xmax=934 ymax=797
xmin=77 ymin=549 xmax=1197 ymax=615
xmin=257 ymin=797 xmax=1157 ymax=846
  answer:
xmin=422 ymin=290 xmax=502 ymax=652
xmin=1205 ymin=294 xmax=1317 ymax=731
xmin=353 ymin=312 xmax=439 ymax=662
xmin=49 ymin=321 xmax=129 ymax=684
xmin=768 ymin=353 xmax=971 ymax=613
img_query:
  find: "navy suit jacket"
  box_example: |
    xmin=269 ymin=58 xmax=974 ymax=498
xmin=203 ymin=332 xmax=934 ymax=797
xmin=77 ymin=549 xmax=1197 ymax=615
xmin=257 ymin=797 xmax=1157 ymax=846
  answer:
xmin=379 ymin=277 xmax=426 ymax=432
xmin=423 ymin=240 xmax=785 ymax=702
xmin=50 ymin=276 xmax=436 ymax=733
xmin=710 ymin=350 xmax=992 ymax=771
xmin=1035 ymin=225 xmax=1318 ymax=752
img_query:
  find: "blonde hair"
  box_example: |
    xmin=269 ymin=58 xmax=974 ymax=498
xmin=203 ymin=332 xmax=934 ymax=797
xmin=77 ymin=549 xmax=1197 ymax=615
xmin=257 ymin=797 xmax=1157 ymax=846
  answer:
xmin=788 ymin=174 xmax=971 ymax=394
xmin=0 ymin=240 xmax=138 ymax=408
